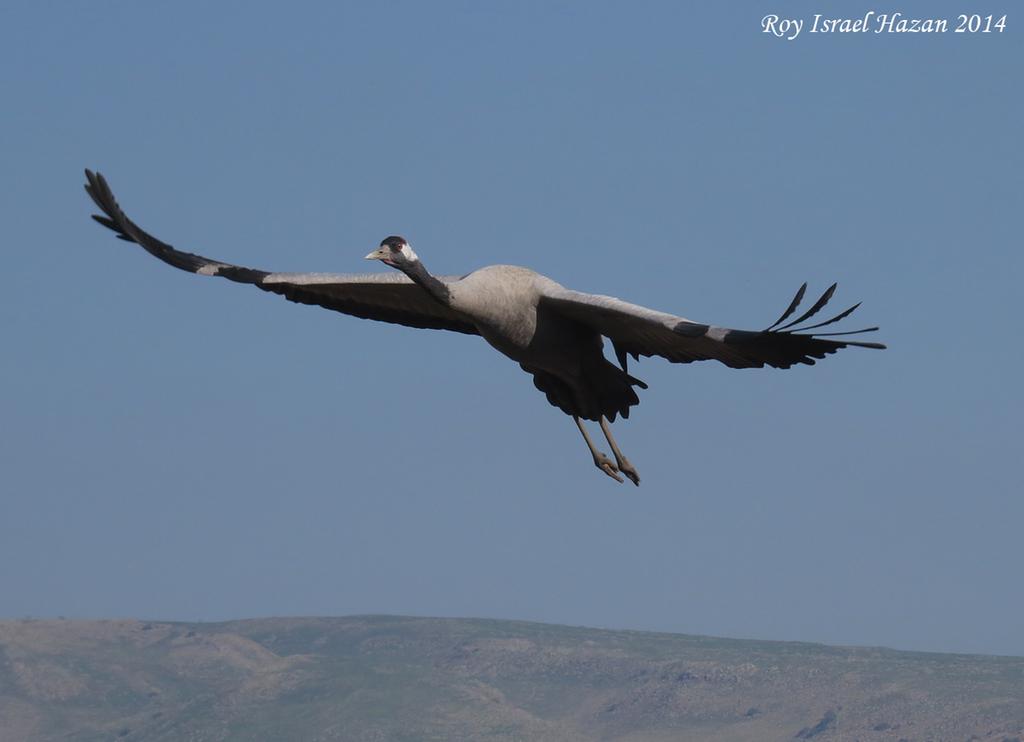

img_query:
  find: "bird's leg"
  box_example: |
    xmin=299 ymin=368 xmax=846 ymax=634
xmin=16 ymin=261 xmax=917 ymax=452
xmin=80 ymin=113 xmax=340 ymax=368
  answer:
xmin=574 ymin=416 xmax=623 ymax=483
xmin=599 ymin=417 xmax=640 ymax=487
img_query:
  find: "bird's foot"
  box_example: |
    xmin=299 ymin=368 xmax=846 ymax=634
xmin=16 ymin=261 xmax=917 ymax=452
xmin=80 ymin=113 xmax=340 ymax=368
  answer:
xmin=593 ymin=453 xmax=624 ymax=483
xmin=616 ymin=458 xmax=640 ymax=487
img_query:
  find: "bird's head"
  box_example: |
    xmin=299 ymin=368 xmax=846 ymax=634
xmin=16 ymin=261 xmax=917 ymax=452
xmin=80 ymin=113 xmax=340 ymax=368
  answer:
xmin=365 ymin=236 xmax=418 ymax=269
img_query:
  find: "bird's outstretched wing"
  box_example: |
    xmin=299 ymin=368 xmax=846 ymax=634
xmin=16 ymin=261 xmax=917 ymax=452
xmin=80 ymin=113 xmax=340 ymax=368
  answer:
xmin=539 ymin=282 xmax=885 ymax=371
xmin=84 ymin=170 xmax=479 ymax=335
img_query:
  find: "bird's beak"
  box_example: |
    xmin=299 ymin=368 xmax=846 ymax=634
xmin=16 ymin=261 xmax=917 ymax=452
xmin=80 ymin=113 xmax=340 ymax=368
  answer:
xmin=364 ymin=248 xmax=386 ymax=261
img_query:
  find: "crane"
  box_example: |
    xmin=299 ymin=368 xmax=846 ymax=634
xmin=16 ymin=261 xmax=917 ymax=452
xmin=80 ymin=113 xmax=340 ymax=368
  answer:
xmin=85 ymin=170 xmax=884 ymax=486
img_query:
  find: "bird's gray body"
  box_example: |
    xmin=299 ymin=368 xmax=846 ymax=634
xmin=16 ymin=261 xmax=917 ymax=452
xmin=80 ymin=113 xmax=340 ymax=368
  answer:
xmin=451 ymin=266 xmax=597 ymax=372
xmin=449 ymin=265 xmax=547 ymax=352
xmin=84 ymin=169 xmax=884 ymax=483
xmin=449 ymin=265 xmax=640 ymax=421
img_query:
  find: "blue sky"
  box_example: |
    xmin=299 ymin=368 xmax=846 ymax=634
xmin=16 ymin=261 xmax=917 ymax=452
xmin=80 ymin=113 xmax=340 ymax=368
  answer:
xmin=1 ymin=2 xmax=1021 ymax=656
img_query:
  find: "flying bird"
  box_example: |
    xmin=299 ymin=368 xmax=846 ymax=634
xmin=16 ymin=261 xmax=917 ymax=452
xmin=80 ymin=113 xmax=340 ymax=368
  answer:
xmin=84 ymin=169 xmax=884 ymax=486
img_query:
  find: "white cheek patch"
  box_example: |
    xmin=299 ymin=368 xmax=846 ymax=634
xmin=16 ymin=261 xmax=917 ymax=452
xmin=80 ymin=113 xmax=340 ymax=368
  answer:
xmin=400 ymin=244 xmax=419 ymax=261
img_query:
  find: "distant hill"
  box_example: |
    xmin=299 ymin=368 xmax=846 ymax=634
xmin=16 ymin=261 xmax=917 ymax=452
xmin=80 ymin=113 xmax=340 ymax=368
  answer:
xmin=1 ymin=616 xmax=1022 ymax=741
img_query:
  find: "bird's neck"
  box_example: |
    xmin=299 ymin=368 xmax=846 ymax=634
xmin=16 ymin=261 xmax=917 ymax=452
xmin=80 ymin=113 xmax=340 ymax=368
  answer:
xmin=402 ymin=260 xmax=452 ymax=307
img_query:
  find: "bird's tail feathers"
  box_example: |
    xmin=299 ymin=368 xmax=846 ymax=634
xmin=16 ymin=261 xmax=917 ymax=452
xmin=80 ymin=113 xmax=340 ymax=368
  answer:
xmin=524 ymin=362 xmax=647 ymax=423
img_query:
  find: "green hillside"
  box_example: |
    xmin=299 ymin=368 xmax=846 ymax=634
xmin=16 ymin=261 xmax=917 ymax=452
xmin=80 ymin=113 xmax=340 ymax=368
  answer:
xmin=1 ymin=616 xmax=1022 ymax=741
